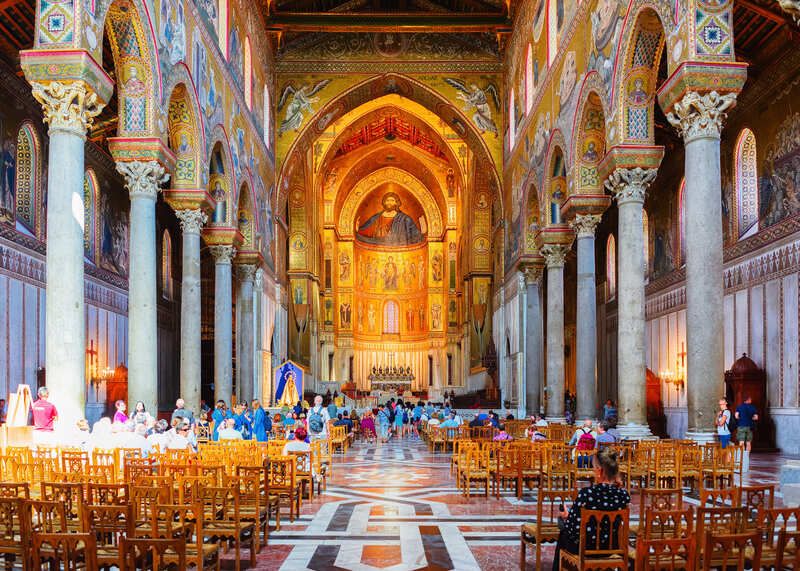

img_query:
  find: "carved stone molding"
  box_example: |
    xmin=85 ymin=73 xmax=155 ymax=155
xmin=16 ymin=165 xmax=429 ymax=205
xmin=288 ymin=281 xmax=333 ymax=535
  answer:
xmin=540 ymin=243 xmax=570 ymax=268
xmin=116 ymin=161 xmax=170 ymax=201
xmin=569 ymin=213 xmax=603 ymax=238
xmin=604 ymin=167 xmax=658 ymax=206
xmin=176 ymin=209 xmax=208 ymax=234
xmin=30 ymin=81 xmax=104 ymax=136
xmin=235 ymin=263 xmax=257 ymax=282
xmin=209 ymin=245 xmax=237 ymax=264
xmin=523 ymin=264 xmax=544 ymax=285
xmin=665 ymin=90 xmax=738 ymax=143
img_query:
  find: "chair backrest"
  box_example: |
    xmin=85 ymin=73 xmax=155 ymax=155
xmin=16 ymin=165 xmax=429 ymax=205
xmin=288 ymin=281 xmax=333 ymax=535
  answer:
xmin=742 ymin=484 xmax=774 ymax=514
xmin=86 ymin=482 xmax=129 ymax=505
xmin=778 ymin=529 xmax=800 ymax=569
xmin=635 ymin=536 xmax=695 ymax=571
xmin=699 ymin=486 xmax=742 ymax=508
xmin=120 ymin=536 xmax=186 ymax=571
xmin=695 ymin=505 xmax=753 ymax=568
xmin=702 ymin=530 xmax=762 ymax=571
xmin=266 ymin=457 xmax=296 ymax=492
xmin=0 ymin=482 xmax=29 ymax=499
xmin=80 ymin=503 xmax=134 ymax=542
xmin=639 ymin=488 xmax=683 ymax=515
xmin=25 ymin=499 xmax=67 ymax=535
xmin=536 ymin=488 xmax=578 ymax=525
xmin=576 ymin=508 xmax=630 ymax=563
xmin=40 ymin=482 xmax=83 ymax=521
xmin=60 ymin=450 xmax=89 ymax=473
xmin=123 ymin=457 xmax=156 ymax=483
xmin=31 ymin=532 xmax=97 ymax=570
xmin=199 ymin=485 xmax=240 ymax=523
xmin=0 ymin=497 xmax=27 ymax=544
xmin=641 ymin=506 xmax=694 ymax=539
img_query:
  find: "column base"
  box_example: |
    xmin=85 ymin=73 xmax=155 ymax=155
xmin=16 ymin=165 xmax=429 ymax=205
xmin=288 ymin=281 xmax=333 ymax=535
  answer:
xmin=685 ymin=429 xmax=718 ymax=445
xmin=546 ymin=416 xmax=567 ymax=424
xmin=617 ymin=422 xmax=656 ymax=441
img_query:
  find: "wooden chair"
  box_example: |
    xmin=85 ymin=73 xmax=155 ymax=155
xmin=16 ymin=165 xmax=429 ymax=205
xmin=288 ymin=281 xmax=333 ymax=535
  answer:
xmin=695 ymin=506 xmax=754 ymax=570
xmin=120 ymin=536 xmax=186 ymax=570
xmin=754 ymin=506 xmax=800 ymax=568
xmin=80 ymin=503 xmax=134 ymax=569
xmin=0 ymin=482 xmax=30 ymax=498
xmin=777 ymin=529 xmax=800 ymax=569
xmin=288 ymin=449 xmax=315 ymax=501
xmin=199 ymin=485 xmax=256 ymax=571
xmin=31 ymin=532 xmax=97 ymax=570
xmin=699 ymin=486 xmax=741 ymax=508
xmin=130 ymin=485 xmax=171 ymax=538
xmin=0 ymin=497 xmax=29 ymax=570
xmin=25 ymin=499 xmax=67 ymax=536
xmin=60 ymin=450 xmax=89 ymax=474
xmin=124 ymin=457 xmax=157 ymax=483
xmin=630 ymin=488 xmax=684 ymax=535
xmin=634 ymin=536 xmax=695 ymax=571
xmin=40 ymin=482 xmax=83 ymax=530
xmin=651 ymin=446 xmax=680 ymax=489
xmin=225 ymin=473 xmax=269 ymax=553
xmin=559 ymin=508 xmax=630 ymax=571
xmin=86 ymin=482 xmax=129 ymax=505
xmin=151 ymin=504 xmax=220 ymax=570
xmin=520 ymin=487 xmax=578 ymax=570
xmin=701 ymin=530 xmax=762 ymax=571
xmin=460 ymin=449 xmax=490 ymax=499
xmin=678 ymin=445 xmax=702 ymax=491
xmin=742 ymin=483 xmax=774 ymax=515
xmin=493 ymin=447 xmax=523 ymax=499
xmin=266 ymin=457 xmax=300 ymax=523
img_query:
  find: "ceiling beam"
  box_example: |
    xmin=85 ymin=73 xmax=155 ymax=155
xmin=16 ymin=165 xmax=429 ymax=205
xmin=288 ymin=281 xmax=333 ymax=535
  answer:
xmin=735 ymin=0 xmax=788 ymax=23
xmin=265 ymin=11 xmax=511 ymax=32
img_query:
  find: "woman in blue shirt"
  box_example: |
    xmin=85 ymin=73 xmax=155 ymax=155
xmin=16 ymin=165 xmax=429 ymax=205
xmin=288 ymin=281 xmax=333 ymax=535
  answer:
xmin=211 ymin=400 xmax=231 ymax=442
xmin=252 ymin=399 xmax=268 ymax=442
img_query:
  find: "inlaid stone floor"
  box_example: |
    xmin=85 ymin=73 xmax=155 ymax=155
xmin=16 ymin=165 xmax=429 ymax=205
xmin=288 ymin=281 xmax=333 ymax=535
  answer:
xmin=226 ymin=438 xmax=787 ymax=570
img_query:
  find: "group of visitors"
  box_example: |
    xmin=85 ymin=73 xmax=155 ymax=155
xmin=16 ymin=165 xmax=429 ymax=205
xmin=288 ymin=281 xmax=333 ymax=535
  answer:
xmin=716 ymin=394 xmax=759 ymax=471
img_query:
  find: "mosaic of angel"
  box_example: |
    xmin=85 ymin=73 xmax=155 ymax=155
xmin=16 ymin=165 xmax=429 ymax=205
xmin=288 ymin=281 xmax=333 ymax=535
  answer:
xmin=444 ymin=78 xmax=500 ymax=135
xmin=277 ymin=79 xmax=332 ymax=136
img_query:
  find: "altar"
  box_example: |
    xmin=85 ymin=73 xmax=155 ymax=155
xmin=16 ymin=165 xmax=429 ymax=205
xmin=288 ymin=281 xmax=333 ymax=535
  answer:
xmin=368 ymin=364 xmax=415 ymax=393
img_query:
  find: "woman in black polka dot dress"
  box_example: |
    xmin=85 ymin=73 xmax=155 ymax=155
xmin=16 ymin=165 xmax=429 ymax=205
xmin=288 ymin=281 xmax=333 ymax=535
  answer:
xmin=552 ymin=447 xmax=630 ymax=570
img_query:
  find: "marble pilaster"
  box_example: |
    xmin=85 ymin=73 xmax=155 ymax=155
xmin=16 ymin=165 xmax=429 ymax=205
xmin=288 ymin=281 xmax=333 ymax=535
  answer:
xmin=605 ymin=167 xmax=657 ymax=439
xmin=211 ymin=245 xmax=236 ymax=405
xmin=235 ymin=264 xmax=256 ymax=404
xmin=175 ymin=209 xmax=207 ymax=416
xmin=570 ymin=213 xmax=602 ymax=421
xmin=116 ymin=160 xmax=169 ymax=414
xmin=523 ymin=264 xmax=544 ymax=416
xmin=541 ymin=243 xmax=570 ymax=422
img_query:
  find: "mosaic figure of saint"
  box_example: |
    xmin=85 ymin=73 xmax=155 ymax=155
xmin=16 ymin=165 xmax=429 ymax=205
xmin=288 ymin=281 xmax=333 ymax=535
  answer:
xmin=383 ymin=256 xmax=398 ymax=290
xmin=356 ymin=192 xmax=424 ymax=246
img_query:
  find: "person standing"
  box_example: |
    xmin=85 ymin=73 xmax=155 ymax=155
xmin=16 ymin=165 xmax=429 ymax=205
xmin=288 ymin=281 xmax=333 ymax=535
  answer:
xmin=715 ymin=398 xmax=732 ymax=449
xmin=735 ymin=395 xmax=759 ymax=471
xmin=171 ymin=398 xmax=195 ymax=426
xmin=377 ymin=404 xmax=391 ymax=442
xmin=211 ymin=400 xmax=230 ymax=442
xmin=308 ymin=395 xmax=331 ymax=441
xmin=253 ymin=399 xmax=267 ymax=442
xmin=31 ymin=387 xmax=58 ymax=445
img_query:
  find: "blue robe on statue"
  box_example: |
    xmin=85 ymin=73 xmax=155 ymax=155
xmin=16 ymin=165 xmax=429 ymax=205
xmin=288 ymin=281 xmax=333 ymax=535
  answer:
xmin=253 ymin=408 xmax=268 ymax=442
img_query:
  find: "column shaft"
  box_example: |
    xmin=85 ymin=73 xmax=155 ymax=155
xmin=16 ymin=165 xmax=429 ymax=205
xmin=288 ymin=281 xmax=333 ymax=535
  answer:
xmin=236 ymin=265 xmax=256 ymax=404
xmin=211 ymin=246 xmax=235 ymax=405
xmin=542 ymin=244 xmax=569 ymax=421
xmin=176 ymin=210 xmax=207 ymax=416
xmin=525 ymin=276 xmax=543 ymax=416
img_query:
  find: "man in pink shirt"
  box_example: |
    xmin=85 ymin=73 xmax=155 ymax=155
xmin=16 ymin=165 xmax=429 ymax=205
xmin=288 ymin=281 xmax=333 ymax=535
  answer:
xmin=31 ymin=387 xmax=58 ymax=432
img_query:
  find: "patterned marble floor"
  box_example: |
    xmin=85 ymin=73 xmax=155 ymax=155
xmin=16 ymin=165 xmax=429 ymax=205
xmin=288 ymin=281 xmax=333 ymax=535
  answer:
xmin=226 ymin=438 xmax=789 ymax=570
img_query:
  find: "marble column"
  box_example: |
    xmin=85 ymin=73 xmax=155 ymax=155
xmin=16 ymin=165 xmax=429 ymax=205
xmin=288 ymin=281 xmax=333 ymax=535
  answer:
xmin=541 ymin=244 xmax=570 ymax=422
xmin=29 ymin=81 xmax=104 ymax=424
xmin=116 ymin=161 xmax=169 ymax=414
xmin=666 ymin=91 xmax=737 ymax=442
xmin=210 ymin=245 xmax=236 ymax=405
xmin=176 ymin=209 xmax=207 ymax=416
xmin=524 ymin=266 xmax=544 ymax=416
xmin=605 ymin=168 xmax=657 ymax=438
xmin=570 ymin=214 xmax=602 ymax=421
xmin=235 ymin=264 xmax=256 ymax=404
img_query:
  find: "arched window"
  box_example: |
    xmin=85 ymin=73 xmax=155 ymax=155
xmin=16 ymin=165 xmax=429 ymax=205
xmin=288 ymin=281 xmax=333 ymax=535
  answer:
xmin=162 ymin=230 xmax=173 ymax=300
xmin=508 ymin=88 xmax=516 ymax=147
xmin=735 ymin=128 xmax=758 ymax=239
xmin=244 ymin=36 xmax=252 ymax=108
xmin=606 ymin=235 xmax=616 ymax=300
xmin=642 ymin=208 xmax=649 ymax=276
xmin=263 ymin=84 xmax=271 ymax=149
xmin=525 ymin=44 xmax=534 ymax=114
xmin=15 ymin=122 xmax=40 ymax=235
xmin=84 ymin=169 xmax=98 ymax=261
xmin=383 ymin=300 xmax=399 ymax=334
xmin=679 ymin=178 xmax=686 ymax=265
xmin=218 ymin=0 xmax=228 ymax=55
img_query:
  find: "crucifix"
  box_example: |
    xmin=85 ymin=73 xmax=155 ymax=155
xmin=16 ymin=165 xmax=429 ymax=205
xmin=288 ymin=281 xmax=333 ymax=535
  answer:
xmin=86 ymin=340 xmax=98 ymax=381
xmin=678 ymin=342 xmax=687 ymax=372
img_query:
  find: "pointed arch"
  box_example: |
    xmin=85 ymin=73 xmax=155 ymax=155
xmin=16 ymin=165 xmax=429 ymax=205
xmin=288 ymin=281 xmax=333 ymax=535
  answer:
xmin=678 ymin=177 xmax=685 ymax=265
xmin=14 ymin=121 xmax=41 ymax=236
xmin=208 ymin=139 xmax=233 ymax=226
xmin=162 ymin=229 xmax=173 ymax=299
xmin=543 ymin=130 xmax=567 ymax=226
xmin=84 ymin=169 xmax=99 ymax=261
xmin=244 ymin=36 xmax=252 ymax=108
xmin=735 ymin=128 xmax=758 ymax=240
xmin=606 ymin=234 xmax=616 ymax=300
xmin=237 ymin=180 xmax=256 ymax=250
xmin=525 ymin=44 xmax=534 ymax=114
xmin=166 ymin=74 xmax=204 ymax=188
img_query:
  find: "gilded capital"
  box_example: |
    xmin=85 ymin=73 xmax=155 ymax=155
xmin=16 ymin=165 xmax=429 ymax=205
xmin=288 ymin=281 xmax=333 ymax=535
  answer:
xmin=235 ymin=264 xmax=257 ymax=282
xmin=176 ymin=209 xmax=208 ymax=234
xmin=604 ymin=167 xmax=658 ymax=206
xmin=116 ymin=160 xmax=170 ymax=201
xmin=665 ymin=91 xmax=738 ymax=143
xmin=569 ymin=213 xmax=602 ymax=238
xmin=540 ymin=243 xmax=570 ymax=268
xmin=210 ymin=245 xmax=237 ymax=264
xmin=30 ymin=81 xmax=104 ymax=136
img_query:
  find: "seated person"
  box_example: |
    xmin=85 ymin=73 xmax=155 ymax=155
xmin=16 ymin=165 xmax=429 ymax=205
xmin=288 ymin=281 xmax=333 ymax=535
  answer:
xmin=439 ymin=413 xmax=460 ymax=428
xmin=217 ymin=418 xmax=243 ymax=440
xmin=334 ymin=413 xmax=353 ymax=433
xmin=568 ymin=420 xmax=596 ymax=446
xmin=469 ymin=415 xmax=485 ymax=429
xmin=492 ymin=423 xmax=513 ymax=441
xmin=553 ymin=448 xmax=629 ymax=570
xmin=282 ymin=426 xmax=310 ymax=455
xmin=595 ymin=421 xmax=618 ymax=446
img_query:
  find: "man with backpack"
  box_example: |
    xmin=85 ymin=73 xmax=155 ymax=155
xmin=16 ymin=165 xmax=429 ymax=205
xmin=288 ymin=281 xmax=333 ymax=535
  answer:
xmin=307 ymin=395 xmax=331 ymax=441
xmin=568 ymin=419 xmax=597 ymax=447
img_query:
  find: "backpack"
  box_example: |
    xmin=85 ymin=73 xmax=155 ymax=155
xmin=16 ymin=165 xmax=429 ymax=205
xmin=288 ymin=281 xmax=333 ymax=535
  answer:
xmin=308 ymin=407 xmax=324 ymax=434
xmin=726 ymin=410 xmax=737 ymax=434
xmin=402 ymin=410 xmax=409 ymax=423
xmin=577 ymin=428 xmax=596 ymax=450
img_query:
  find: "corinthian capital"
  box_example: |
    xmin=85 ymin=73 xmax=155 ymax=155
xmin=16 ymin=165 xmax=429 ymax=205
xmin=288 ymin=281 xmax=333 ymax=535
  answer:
xmin=116 ymin=161 xmax=170 ymax=201
xmin=235 ymin=264 xmax=257 ymax=282
xmin=604 ymin=167 xmax=658 ymax=206
xmin=540 ymin=243 xmax=570 ymax=268
xmin=30 ymin=81 xmax=104 ymax=136
xmin=209 ymin=245 xmax=237 ymax=264
xmin=569 ymin=213 xmax=603 ymax=238
xmin=523 ymin=265 xmax=543 ymax=285
xmin=665 ymin=90 xmax=738 ymax=143
xmin=176 ymin=209 xmax=208 ymax=234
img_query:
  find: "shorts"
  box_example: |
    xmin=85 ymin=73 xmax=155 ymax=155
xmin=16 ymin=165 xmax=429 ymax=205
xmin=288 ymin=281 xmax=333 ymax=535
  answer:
xmin=737 ymin=426 xmax=753 ymax=443
xmin=718 ymin=434 xmax=731 ymax=448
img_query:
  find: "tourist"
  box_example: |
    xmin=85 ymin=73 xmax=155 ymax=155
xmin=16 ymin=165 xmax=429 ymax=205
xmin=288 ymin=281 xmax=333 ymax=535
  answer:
xmin=487 ymin=411 xmax=499 ymax=428
xmin=240 ymin=403 xmax=254 ymax=440
xmin=196 ymin=411 xmax=210 ymax=430
xmin=86 ymin=418 xmax=112 ymax=454
xmin=440 ymin=412 xmax=459 ymax=428
xmin=568 ymin=419 xmax=596 ymax=446
xmin=736 ymin=394 xmax=759 ymax=470
xmin=716 ymin=397 xmax=732 ymax=449
xmin=31 ymin=387 xmax=58 ymax=444
xmin=425 ymin=401 xmax=434 ymax=417
xmin=327 ymin=397 xmax=338 ymax=422
xmin=469 ymin=415 xmax=484 ymax=429
xmin=171 ymin=398 xmax=195 ymax=426
xmin=218 ymin=417 xmax=243 ymax=440
xmin=147 ymin=420 xmax=171 ymax=453
xmin=282 ymin=426 xmax=311 ymax=455
xmin=606 ymin=417 xmax=621 ymax=443
xmin=119 ymin=421 xmax=151 ymax=456
xmin=284 ymin=412 xmax=297 ymax=430
xmin=334 ymin=412 xmax=353 ymax=435
xmin=113 ymin=400 xmax=129 ymax=424
xmin=200 ymin=400 xmax=211 ymax=413
xmin=167 ymin=421 xmax=194 ymax=451
xmin=603 ymin=399 xmax=618 ymax=420
xmin=253 ymin=399 xmax=267 ymax=442
xmin=361 ymin=410 xmax=376 ymax=443
xmin=308 ymin=395 xmax=331 ymax=441
xmin=72 ymin=419 xmax=91 ymax=448
xmin=377 ymin=404 xmax=391 ymax=442
xmin=427 ymin=413 xmax=441 ymax=427
xmin=394 ymin=400 xmax=405 ymax=437
xmin=131 ymin=401 xmax=153 ymax=425
xmin=211 ymin=400 xmax=229 ymax=442
xmin=595 ymin=421 xmax=617 ymax=446
xmin=493 ymin=423 xmax=513 ymax=441
xmin=536 ymin=414 xmax=548 ymax=427
xmin=553 ymin=448 xmax=630 ymax=570
xmin=524 ymin=417 xmax=538 ymax=439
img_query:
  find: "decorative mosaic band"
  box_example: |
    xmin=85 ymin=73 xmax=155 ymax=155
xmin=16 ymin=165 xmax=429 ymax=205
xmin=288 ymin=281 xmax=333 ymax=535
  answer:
xmin=559 ymin=193 xmax=612 ymax=221
xmin=20 ymin=49 xmax=114 ymax=104
xmin=598 ymin=144 xmax=665 ymax=183
xmin=163 ymin=187 xmax=215 ymax=214
xmin=657 ymin=61 xmax=748 ymax=115
xmin=534 ymin=224 xmax=575 ymax=249
xmin=202 ymin=226 xmax=244 ymax=248
xmin=235 ymin=249 xmax=264 ymax=267
xmin=107 ymin=137 xmax=177 ymax=173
